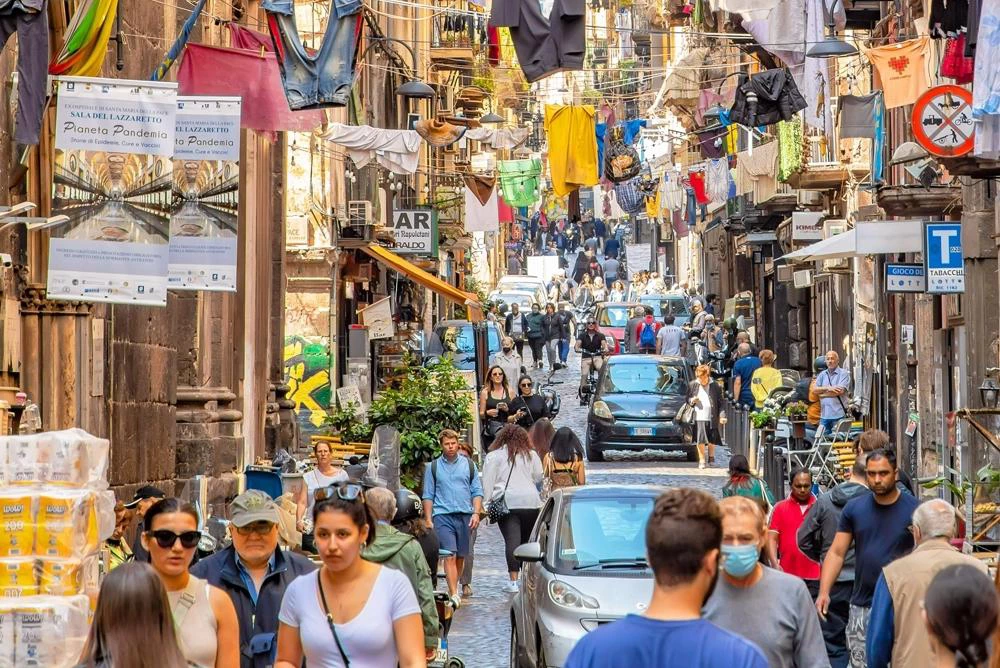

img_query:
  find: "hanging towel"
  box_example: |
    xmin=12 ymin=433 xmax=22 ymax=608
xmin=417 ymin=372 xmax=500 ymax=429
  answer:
xmin=734 ymin=140 xmax=779 ymax=203
xmin=838 ymin=93 xmax=879 ymax=139
xmin=544 ymin=104 xmax=600 ymax=196
xmin=464 ymin=126 xmax=530 ymax=149
xmin=706 ymin=159 xmax=731 ymax=203
xmin=322 ymin=123 xmax=422 ymax=174
xmin=465 ymin=187 xmax=499 ymax=232
xmin=661 ymin=173 xmax=685 ymax=211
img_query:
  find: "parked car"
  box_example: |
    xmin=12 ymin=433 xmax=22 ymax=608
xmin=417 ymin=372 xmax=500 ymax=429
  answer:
xmin=510 ymin=485 xmax=660 ymax=668
xmin=585 ymin=355 xmax=693 ymax=462
xmin=497 ymin=275 xmax=547 ymax=294
xmin=638 ymin=294 xmax=691 ymax=326
xmin=593 ymin=302 xmax=642 ymax=354
xmin=426 ymin=319 xmax=502 ymax=371
xmin=489 ymin=290 xmax=541 ymax=313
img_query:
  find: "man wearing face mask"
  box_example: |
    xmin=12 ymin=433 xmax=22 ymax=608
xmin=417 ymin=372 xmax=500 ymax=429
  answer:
xmin=565 ymin=489 xmax=766 ymax=668
xmin=704 ymin=496 xmax=830 ymax=668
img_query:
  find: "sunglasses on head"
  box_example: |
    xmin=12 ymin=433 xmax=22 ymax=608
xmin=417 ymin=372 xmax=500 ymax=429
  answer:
xmin=314 ymin=482 xmax=364 ymax=503
xmin=235 ymin=521 xmax=276 ymax=536
xmin=147 ymin=529 xmax=202 ymax=549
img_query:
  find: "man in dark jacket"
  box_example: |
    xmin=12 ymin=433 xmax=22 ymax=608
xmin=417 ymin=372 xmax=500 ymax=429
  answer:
xmin=797 ymin=457 xmax=870 ymax=668
xmin=191 ymin=490 xmax=316 ymax=668
xmin=504 ymin=303 xmax=529 ymax=358
xmin=525 ymin=303 xmax=547 ymax=369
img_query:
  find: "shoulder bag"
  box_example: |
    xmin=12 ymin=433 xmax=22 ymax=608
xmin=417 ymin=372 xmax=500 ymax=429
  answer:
xmin=317 ymin=572 xmax=352 ymax=666
xmin=486 ymin=464 xmax=515 ymax=524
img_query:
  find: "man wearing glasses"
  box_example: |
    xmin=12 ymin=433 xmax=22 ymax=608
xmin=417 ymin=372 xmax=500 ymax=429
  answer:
xmin=192 ymin=489 xmax=316 ymax=668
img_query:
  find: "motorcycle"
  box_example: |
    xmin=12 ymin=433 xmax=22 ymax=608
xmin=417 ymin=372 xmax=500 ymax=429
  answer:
xmin=578 ymin=352 xmax=604 ymax=406
xmin=539 ymin=372 xmax=562 ymax=420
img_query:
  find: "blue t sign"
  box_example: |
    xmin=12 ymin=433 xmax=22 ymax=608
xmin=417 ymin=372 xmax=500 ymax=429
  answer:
xmin=923 ymin=221 xmax=965 ymax=294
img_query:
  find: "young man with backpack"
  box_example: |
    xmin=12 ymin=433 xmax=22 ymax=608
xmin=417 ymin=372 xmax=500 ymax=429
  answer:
xmin=421 ymin=429 xmax=484 ymax=607
xmin=635 ymin=307 xmax=660 ymax=354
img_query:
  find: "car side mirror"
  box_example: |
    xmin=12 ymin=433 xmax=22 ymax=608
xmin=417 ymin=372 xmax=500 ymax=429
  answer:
xmin=514 ymin=541 xmax=544 ymax=562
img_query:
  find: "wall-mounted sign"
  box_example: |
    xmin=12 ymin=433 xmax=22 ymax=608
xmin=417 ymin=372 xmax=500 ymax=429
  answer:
xmin=885 ymin=263 xmax=926 ymax=293
xmin=911 ymin=85 xmax=975 ymax=157
xmin=923 ymin=221 xmax=965 ymax=293
xmin=388 ymin=208 xmax=437 ymax=255
xmin=791 ymin=211 xmax=824 ymax=242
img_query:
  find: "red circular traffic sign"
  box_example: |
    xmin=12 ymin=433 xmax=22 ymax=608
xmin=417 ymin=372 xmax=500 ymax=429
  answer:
xmin=911 ymin=85 xmax=975 ymax=157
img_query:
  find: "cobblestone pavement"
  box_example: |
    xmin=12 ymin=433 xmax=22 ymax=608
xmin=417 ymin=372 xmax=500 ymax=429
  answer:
xmin=447 ymin=347 xmax=730 ymax=668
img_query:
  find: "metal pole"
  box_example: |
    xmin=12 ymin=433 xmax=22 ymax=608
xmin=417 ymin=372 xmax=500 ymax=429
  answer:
xmin=329 ymin=220 xmax=341 ymax=409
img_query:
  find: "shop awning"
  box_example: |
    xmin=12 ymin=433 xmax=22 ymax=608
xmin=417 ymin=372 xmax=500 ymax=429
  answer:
xmin=781 ymin=221 xmax=924 ymax=263
xmin=360 ymin=244 xmax=483 ymax=322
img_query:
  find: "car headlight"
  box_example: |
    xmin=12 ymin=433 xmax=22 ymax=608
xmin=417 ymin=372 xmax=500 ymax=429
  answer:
xmin=592 ymin=400 xmax=613 ymax=420
xmin=549 ymin=580 xmax=599 ymax=610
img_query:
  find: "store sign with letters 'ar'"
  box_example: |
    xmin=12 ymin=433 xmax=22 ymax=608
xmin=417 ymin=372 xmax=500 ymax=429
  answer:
xmin=389 ymin=208 xmax=438 ymax=255
xmin=923 ymin=221 xmax=964 ymax=294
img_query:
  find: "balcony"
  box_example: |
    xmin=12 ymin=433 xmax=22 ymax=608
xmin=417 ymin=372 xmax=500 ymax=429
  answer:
xmin=784 ymin=130 xmax=870 ymax=191
xmin=876 ymin=185 xmax=962 ymax=217
xmin=430 ymin=9 xmax=480 ymax=67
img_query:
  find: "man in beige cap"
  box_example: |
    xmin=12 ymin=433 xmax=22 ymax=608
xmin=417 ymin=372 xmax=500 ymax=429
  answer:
xmin=191 ymin=489 xmax=316 ymax=668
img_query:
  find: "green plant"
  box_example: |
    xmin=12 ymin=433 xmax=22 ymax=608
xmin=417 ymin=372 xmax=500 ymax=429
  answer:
xmin=368 ymin=355 xmax=473 ymax=488
xmin=322 ymin=402 xmax=374 ymax=444
xmin=750 ymin=408 xmax=779 ymax=429
xmin=784 ymin=401 xmax=809 ymax=419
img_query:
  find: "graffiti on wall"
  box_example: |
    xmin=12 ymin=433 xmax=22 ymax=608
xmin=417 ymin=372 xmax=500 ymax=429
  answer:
xmin=283 ymin=336 xmax=331 ymax=440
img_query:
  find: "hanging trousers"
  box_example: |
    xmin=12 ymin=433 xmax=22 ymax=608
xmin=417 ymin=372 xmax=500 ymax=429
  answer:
xmin=489 ymin=0 xmax=585 ymax=82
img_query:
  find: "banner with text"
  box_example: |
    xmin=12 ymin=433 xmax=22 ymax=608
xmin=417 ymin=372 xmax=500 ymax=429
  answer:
xmin=49 ymin=77 xmax=176 ymax=305
xmin=169 ymin=97 xmax=241 ymax=290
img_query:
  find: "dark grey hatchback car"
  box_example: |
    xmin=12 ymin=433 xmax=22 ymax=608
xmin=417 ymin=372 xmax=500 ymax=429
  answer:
xmin=585 ymin=355 xmax=693 ymax=462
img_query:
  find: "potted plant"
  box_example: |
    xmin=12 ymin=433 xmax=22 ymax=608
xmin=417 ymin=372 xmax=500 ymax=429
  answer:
xmin=785 ymin=401 xmax=809 ymax=439
xmin=749 ymin=408 xmax=779 ymax=430
xmin=322 ymin=401 xmax=374 ymax=448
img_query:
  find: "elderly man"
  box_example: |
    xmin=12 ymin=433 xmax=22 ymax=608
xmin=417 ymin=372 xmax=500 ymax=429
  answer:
xmin=364 ymin=486 xmax=440 ymax=656
xmin=731 ymin=343 xmax=762 ymax=408
xmin=191 ymin=490 xmax=316 ymax=668
xmin=866 ymin=499 xmax=987 ymax=668
xmin=815 ymin=350 xmax=852 ymax=435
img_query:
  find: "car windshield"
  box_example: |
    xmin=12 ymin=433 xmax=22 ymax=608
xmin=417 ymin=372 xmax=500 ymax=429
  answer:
xmin=640 ymin=297 xmax=690 ymax=318
xmin=600 ymin=361 xmax=686 ymax=395
xmin=496 ymin=293 xmax=533 ymax=309
xmin=598 ymin=306 xmax=630 ymax=327
xmin=554 ymin=496 xmax=655 ymax=570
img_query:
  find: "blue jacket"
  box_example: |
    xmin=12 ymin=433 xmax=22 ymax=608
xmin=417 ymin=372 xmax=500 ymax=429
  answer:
xmin=191 ymin=545 xmax=317 ymax=668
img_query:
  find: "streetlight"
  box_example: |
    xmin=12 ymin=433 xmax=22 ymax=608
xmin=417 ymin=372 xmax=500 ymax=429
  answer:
xmin=980 ymin=377 xmax=1000 ymax=409
xmin=807 ymin=0 xmax=857 ymax=58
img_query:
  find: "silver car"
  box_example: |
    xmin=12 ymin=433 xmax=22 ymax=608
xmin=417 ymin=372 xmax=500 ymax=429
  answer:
xmin=509 ymin=485 xmax=660 ymax=668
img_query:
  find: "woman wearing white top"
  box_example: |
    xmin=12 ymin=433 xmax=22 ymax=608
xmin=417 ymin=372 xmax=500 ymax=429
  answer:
xmin=482 ymin=424 xmax=543 ymax=593
xmin=296 ymin=441 xmax=350 ymax=552
xmin=592 ymin=277 xmax=607 ymax=303
xmin=686 ymin=364 xmax=723 ymax=469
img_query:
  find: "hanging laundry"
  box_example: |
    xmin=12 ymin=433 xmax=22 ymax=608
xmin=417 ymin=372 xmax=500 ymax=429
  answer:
xmin=464 ymin=126 xmax=530 ymax=149
xmin=695 ymin=126 xmax=729 ymax=159
xmin=178 ymin=43 xmax=324 ymax=132
xmin=650 ymin=47 xmax=708 ymax=111
xmin=605 ymin=125 xmax=642 ymax=182
xmin=645 ymin=189 xmax=662 ymax=219
xmin=729 ymin=69 xmax=808 ymax=127
xmin=544 ymin=104 xmax=600 ymax=195
xmin=228 ymin=22 xmax=273 ymax=50
xmin=613 ymin=178 xmax=645 ymax=214
xmin=940 ymin=34 xmax=974 ymax=83
xmin=929 ymin=0 xmax=968 ymax=37
xmin=3 ymin=0 xmax=48 ymax=144
xmin=872 ymin=97 xmax=886 ymax=181
xmin=777 ymin=118 xmax=803 ymax=182
xmin=464 ymin=174 xmax=497 ymax=205
xmin=695 ymin=89 xmax=730 ymax=125
xmin=660 ymin=173 xmax=685 ymax=212
xmin=262 ymin=0 xmax=362 ymax=110
xmin=708 ymin=0 xmax=778 ymax=20
xmin=498 ymin=159 xmax=542 ymax=207
xmin=415 ymin=120 xmax=466 ymax=147
xmin=967 ymin=0 xmax=982 ymax=56
xmin=488 ymin=0 xmax=585 ymax=83
xmin=688 ymin=169 xmax=711 ymax=205
xmin=734 ymin=141 xmax=779 ymax=204
xmin=322 ymin=123 xmax=422 ymax=174
xmin=595 ymin=122 xmax=607 ymax=177
xmin=49 ymin=0 xmax=114 ymax=79
xmin=838 ymin=93 xmax=879 ymax=139
xmin=151 ymin=0 xmax=206 ymax=80
xmin=863 ymin=37 xmax=931 ymax=109
xmin=705 ymin=159 xmax=731 ymax=203
xmin=620 ymin=119 xmax=647 ymax=145
xmin=974 ymin=0 xmax=1000 ymax=156
xmin=464 ymin=187 xmax=500 ymax=232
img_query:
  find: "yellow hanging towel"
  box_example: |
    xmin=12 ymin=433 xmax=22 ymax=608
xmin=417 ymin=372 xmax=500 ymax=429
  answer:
xmin=544 ymin=104 xmax=599 ymax=197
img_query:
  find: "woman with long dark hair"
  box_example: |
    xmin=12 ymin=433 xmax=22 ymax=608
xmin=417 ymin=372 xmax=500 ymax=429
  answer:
xmin=479 ymin=364 xmax=511 ymax=448
xmin=142 ymin=499 xmax=240 ymax=668
xmin=543 ymin=426 xmax=587 ymax=492
xmin=276 ymin=483 xmax=425 ymax=667
xmin=76 ymin=562 xmax=191 ymax=668
xmin=926 ymin=564 xmax=998 ymax=668
xmin=482 ymin=425 xmax=543 ymax=593
xmin=721 ymin=454 xmax=774 ymax=513
xmin=528 ymin=417 xmax=556 ymax=458
xmin=507 ymin=374 xmax=550 ymax=429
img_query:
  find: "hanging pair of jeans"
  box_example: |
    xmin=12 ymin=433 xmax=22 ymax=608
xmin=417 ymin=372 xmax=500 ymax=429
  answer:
xmin=489 ymin=0 xmax=585 ymax=82
xmin=262 ymin=0 xmax=362 ymax=110
xmin=1 ymin=1 xmax=47 ymax=144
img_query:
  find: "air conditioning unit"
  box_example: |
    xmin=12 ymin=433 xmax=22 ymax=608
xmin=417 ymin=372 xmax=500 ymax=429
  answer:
xmin=776 ymin=265 xmax=795 ymax=283
xmin=793 ymin=269 xmax=813 ymax=288
xmin=822 ymin=219 xmax=850 ymax=272
xmin=342 ymin=200 xmax=373 ymax=241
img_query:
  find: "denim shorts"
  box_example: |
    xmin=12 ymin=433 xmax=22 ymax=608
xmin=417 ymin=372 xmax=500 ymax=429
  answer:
xmin=433 ymin=513 xmax=472 ymax=557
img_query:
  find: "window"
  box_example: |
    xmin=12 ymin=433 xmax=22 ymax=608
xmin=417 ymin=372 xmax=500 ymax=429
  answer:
xmin=598 ymin=306 xmax=629 ymax=327
xmin=554 ymin=496 xmax=655 ymax=571
xmin=600 ymin=362 xmax=686 ymax=395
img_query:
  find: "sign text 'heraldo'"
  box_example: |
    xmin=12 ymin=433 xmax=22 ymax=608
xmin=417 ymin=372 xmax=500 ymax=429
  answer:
xmin=389 ymin=208 xmax=438 ymax=255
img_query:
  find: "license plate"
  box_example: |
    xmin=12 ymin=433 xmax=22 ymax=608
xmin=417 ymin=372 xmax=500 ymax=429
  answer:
xmin=631 ymin=427 xmax=654 ymax=436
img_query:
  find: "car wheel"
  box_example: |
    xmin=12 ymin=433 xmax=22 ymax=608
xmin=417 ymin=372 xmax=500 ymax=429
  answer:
xmin=685 ymin=446 xmax=699 ymax=463
xmin=586 ymin=444 xmax=605 ymax=462
xmin=510 ymin=622 xmax=526 ymax=668
xmin=445 ymin=659 xmax=465 ymax=668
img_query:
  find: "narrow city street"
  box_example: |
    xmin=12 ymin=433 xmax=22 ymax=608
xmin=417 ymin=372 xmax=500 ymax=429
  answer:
xmin=448 ymin=348 xmax=730 ymax=666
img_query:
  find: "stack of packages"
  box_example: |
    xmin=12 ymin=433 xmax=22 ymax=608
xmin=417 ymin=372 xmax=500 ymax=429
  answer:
xmin=0 ymin=429 xmax=115 ymax=667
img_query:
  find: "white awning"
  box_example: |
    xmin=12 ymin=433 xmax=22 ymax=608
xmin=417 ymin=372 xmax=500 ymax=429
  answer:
xmin=781 ymin=221 xmax=924 ymax=263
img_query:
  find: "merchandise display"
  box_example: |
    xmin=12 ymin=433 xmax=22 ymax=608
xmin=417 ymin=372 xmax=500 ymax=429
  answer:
xmin=0 ymin=429 xmax=114 ymax=668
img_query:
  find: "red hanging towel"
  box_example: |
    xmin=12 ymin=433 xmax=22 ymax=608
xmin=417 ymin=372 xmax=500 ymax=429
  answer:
xmin=488 ymin=26 xmax=500 ymax=66
xmin=688 ymin=170 xmax=711 ymax=205
xmin=940 ymin=34 xmax=974 ymax=84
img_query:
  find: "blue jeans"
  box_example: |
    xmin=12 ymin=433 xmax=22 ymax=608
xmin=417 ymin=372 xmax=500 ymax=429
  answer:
xmin=263 ymin=0 xmax=361 ymax=109
xmin=558 ymin=338 xmax=570 ymax=363
xmin=819 ymin=417 xmax=845 ymax=437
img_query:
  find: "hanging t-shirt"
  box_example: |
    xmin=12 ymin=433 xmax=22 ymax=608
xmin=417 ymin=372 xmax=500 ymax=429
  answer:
xmin=838 ymin=93 xmax=879 ymax=138
xmin=864 ymin=37 xmax=931 ymax=109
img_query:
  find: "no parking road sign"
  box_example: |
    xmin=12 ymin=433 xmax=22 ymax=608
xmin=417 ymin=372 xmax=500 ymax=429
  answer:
xmin=912 ymin=85 xmax=975 ymax=157
xmin=923 ymin=221 xmax=965 ymax=294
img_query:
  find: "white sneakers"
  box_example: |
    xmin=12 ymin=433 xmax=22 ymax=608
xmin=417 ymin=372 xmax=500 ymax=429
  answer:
xmin=450 ymin=593 xmax=462 ymax=609
xmin=504 ymin=580 xmax=519 ymax=593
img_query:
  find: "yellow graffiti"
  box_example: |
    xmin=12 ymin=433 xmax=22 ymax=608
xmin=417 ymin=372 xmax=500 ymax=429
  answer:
xmin=283 ymin=337 xmax=332 ymax=429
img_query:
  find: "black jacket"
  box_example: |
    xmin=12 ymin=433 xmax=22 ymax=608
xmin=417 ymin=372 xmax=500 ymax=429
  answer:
xmin=542 ymin=313 xmax=561 ymax=341
xmin=505 ymin=312 xmax=529 ymax=339
xmin=797 ymin=481 xmax=869 ymax=582
xmin=686 ymin=380 xmax=723 ymax=428
xmin=509 ymin=393 xmax=550 ymax=427
xmin=729 ymin=68 xmax=807 ymax=127
xmin=526 ymin=312 xmax=546 ymax=339
xmin=190 ymin=545 xmax=317 ymax=668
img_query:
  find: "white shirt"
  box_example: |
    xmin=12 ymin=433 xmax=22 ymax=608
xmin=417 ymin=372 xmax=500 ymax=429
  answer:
xmin=694 ymin=384 xmax=712 ymax=421
xmin=304 ymin=467 xmax=350 ymax=530
xmin=482 ymin=448 xmax=544 ymax=509
xmin=492 ymin=351 xmax=522 ymax=396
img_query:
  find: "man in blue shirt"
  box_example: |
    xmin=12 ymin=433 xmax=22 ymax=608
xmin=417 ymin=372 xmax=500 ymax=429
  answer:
xmin=815 ymin=449 xmax=918 ymax=668
xmin=731 ymin=343 xmax=762 ymax=408
xmin=815 ymin=350 xmax=852 ymax=435
xmin=565 ymin=488 xmax=767 ymax=668
xmin=422 ymin=429 xmax=484 ymax=607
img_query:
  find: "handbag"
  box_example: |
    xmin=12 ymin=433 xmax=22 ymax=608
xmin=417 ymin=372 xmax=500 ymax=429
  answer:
xmin=486 ymin=465 xmax=515 ymax=524
xmin=675 ymin=402 xmax=695 ymax=425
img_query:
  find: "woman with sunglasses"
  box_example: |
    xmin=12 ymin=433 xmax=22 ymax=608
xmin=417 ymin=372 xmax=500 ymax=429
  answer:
xmin=506 ymin=374 xmax=550 ymax=429
xmin=479 ymin=364 xmax=511 ymax=449
xmin=142 ymin=498 xmax=240 ymax=668
xmin=297 ymin=440 xmax=349 ymax=553
xmin=276 ymin=483 xmax=425 ymax=668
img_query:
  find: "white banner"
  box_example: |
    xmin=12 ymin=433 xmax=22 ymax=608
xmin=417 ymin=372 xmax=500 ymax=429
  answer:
xmin=625 ymin=243 xmax=652 ymax=278
xmin=48 ymin=77 xmax=177 ymax=305
xmin=168 ymin=97 xmax=241 ymax=291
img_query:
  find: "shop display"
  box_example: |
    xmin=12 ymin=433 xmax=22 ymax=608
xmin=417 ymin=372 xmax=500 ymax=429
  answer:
xmin=0 ymin=429 xmax=114 ymax=668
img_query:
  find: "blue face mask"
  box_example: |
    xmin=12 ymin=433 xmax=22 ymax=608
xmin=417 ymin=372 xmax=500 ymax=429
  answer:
xmin=721 ymin=544 xmax=760 ymax=578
